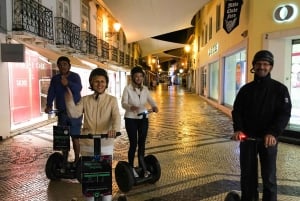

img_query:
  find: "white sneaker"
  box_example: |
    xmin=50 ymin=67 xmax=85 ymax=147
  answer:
xmin=144 ymin=170 xmax=151 ymax=178
xmin=132 ymin=168 xmax=139 ymax=178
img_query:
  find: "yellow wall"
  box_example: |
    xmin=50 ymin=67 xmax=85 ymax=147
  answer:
xmin=196 ymin=0 xmax=249 ymax=66
xmin=195 ymin=0 xmax=300 ymax=82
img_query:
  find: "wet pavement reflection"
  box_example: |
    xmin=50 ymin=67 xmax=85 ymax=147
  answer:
xmin=1 ymin=84 xmax=300 ymax=201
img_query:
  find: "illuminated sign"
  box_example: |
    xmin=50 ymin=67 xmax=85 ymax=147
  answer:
xmin=273 ymin=4 xmax=298 ymax=23
xmin=208 ymin=43 xmax=219 ymax=56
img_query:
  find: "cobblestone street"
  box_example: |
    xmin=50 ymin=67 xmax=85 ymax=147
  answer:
xmin=0 ymin=84 xmax=300 ymax=201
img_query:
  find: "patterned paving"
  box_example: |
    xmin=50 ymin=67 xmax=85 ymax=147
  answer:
xmin=0 ymin=84 xmax=300 ymax=201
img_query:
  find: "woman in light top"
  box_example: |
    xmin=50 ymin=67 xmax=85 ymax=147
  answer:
xmin=121 ymin=66 xmax=158 ymax=178
xmin=65 ymin=68 xmax=121 ymax=201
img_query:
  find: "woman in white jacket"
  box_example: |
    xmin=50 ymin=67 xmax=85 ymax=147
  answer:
xmin=121 ymin=66 xmax=158 ymax=178
xmin=65 ymin=68 xmax=121 ymax=201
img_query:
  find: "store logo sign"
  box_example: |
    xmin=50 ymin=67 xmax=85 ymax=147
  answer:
xmin=273 ymin=4 xmax=298 ymax=23
xmin=223 ymin=0 xmax=243 ymax=34
xmin=208 ymin=43 xmax=219 ymax=56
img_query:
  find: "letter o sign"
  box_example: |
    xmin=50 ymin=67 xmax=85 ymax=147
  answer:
xmin=273 ymin=4 xmax=298 ymax=23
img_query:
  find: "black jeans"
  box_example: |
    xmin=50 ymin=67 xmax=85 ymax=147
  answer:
xmin=240 ymin=140 xmax=278 ymax=201
xmin=125 ymin=117 xmax=149 ymax=171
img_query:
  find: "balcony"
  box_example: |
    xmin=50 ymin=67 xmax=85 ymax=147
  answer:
xmin=12 ymin=0 xmax=54 ymax=43
xmin=119 ymin=51 xmax=124 ymax=65
xmin=110 ymin=45 xmax=118 ymax=63
xmin=125 ymin=54 xmax=130 ymax=66
xmin=80 ymin=31 xmax=97 ymax=57
xmin=55 ymin=17 xmax=80 ymax=52
xmin=97 ymin=39 xmax=109 ymax=61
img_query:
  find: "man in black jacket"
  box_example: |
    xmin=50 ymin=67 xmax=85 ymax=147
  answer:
xmin=231 ymin=50 xmax=291 ymax=201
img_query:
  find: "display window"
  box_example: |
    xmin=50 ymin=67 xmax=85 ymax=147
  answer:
xmin=209 ymin=61 xmax=219 ymax=101
xmin=223 ymin=50 xmax=247 ymax=106
xmin=290 ymin=39 xmax=300 ymax=125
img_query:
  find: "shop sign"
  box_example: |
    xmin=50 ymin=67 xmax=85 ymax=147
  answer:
xmin=273 ymin=4 xmax=298 ymax=23
xmin=208 ymin=43 xmax=219 ymax=56
xmin=223 ymin=0 xmax=243 ymax=34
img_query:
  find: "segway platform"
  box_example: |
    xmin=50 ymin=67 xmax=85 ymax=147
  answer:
xmin=81 ymin=155 xmax=112 ymax=198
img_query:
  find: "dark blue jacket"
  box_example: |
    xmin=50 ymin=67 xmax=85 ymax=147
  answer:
xmin=46 ymin=71 xmax=82 ymax=111
xmin=232 ymin=74 xmax=291 ymax=138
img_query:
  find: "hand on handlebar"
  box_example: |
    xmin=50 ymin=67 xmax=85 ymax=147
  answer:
xmin=264 ymin=134 xmax=277 ymax=148
xmin=152 ymin=106 xmax=158 ymax=113
xmin=231 ymin=131 xmax=247 ymax=141
xmin=107 ymin=130 xmax=118 ymax=138
xmin=45 ymin=106 xmax=52 ymax=114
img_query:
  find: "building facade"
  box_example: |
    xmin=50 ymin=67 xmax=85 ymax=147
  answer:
xmin=192 ymin=0 xmax=300 ymax=129
xmin=0 ymin=0 xmax=141 ymax=139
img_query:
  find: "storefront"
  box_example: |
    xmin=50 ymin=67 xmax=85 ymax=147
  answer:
xmin=7 ymin=46 xmax=94 ymax=131
xmin=0 ymin=43 xmax=129 ymax=139
xmin=194 ymin=1 xmax=300 ymax=132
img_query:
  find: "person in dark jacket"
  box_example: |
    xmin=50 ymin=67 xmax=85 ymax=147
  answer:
xmin=45 ymin=56 xmax=83 ymax=163
xmin=231 ymin=50 xmax=291 ymax=201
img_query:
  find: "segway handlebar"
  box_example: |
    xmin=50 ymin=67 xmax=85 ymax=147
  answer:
xmin=46 ymin=109 xmax=60 ymax=114
xmin=74 ymin=132 xmax=122 ymax=139
xmin=231 ymin=133 xmax=262 ymax=141
xmin=137 ymin=109 xmax=153 ymax=116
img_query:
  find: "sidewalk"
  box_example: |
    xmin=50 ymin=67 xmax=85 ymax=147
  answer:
xmin=0 ymin=84 xmax=300 ymax=201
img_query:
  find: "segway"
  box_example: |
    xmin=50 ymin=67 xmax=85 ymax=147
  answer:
xmin=225 ymin=133 xmax=261 ymax=201
xmin=225 ymin=190 xmax=241 ymax=201
xmin=76 ymin=132 xmax=121 ymax=201
xmin=45 ymin=110 xmax=79 ymax=180
xmin=115 ymin=109 xmax=161 ymax=193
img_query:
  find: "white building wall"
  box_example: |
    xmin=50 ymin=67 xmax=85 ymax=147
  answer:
xmin=0 ymin=34 xmax=11 ymax=139
xmin=71 ymin=0 xmax=81 ymax=27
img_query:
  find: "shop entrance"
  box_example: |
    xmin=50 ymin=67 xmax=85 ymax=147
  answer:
xmin=290 ymin=39 xmax=300 ymax=125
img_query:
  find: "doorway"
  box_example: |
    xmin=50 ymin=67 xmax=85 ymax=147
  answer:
xmin=290 ymin=39 xmax=300 ymax=125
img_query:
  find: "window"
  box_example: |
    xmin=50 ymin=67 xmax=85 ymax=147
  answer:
xmin=209 ymin=17 xmax=212 ymax=40
xmin=209 ymin=61 xmax=219 ymax=101
xmin=81 ymin=2 xmax=89 ymax=31
xmin=205 ymin=24 xmax=208 ymax=44
xmin=216 ymin=4 xmax=221 ymax=32
xmin=57 ymin=0 xmax=70 ymax=20
xmin=223 ymin=50 xmax=246 ymax=106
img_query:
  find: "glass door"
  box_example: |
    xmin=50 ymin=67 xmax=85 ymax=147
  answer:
xmin=290 ymin=39 xmax=300 ymax=125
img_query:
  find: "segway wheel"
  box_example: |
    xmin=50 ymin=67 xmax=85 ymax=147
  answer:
xmin=117 ymin=194 xmax=127 ymax=201
xmin=45 ymin=152 xmax=64 ymax=180
xmin=144 ymin=155 xmax=161 ymax=184
xmin=76 ymin=157 xmax=82 ymax=183
xmin=225 ymin=190 xmax=241 ymax=201
xmin=115 ymin=161 xmax=134 ymax=192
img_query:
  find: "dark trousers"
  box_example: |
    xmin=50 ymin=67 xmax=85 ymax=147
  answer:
xmin=240 ymin=140 xmax=278 ymax=201
xmin=125 ymin=117 xmax=149 ymax=171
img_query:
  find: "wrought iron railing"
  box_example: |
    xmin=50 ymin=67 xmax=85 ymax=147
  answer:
xmin=12 ymin=0 xmax=54 ymax=41
xmin=110 ymin=45 xmax=118 ymax=62
xmin=119 ymin=51 xmax=124 ymax=65
xmin=125 ymin=54 xmax=130 ymax=66
xmin=55 ymin=17 xmax=80 ymax=50
xmin=98 ymin=39 xmax=109 ymax=60
xmin=80 ymin=31 xmax=97 ymax=56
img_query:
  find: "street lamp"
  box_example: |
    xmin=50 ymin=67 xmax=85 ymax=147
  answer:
xmin=105 ymin=22 xmax=121 ymax=38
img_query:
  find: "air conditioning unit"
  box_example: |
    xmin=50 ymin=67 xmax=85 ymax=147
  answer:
xmin=1 ymin=43 xmax=25 ymax=62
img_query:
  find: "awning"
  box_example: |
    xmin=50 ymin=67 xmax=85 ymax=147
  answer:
xmin=19 ymin=41 xmax=128 ymax=72
xmin=22 ymin=42 xmax=93 ymax=70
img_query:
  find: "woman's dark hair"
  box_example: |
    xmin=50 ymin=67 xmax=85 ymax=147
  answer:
xmin=89 ymin=68 xmax=109 ymax=90
xmin=131 ymin=66 xmax=145 ymax=79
